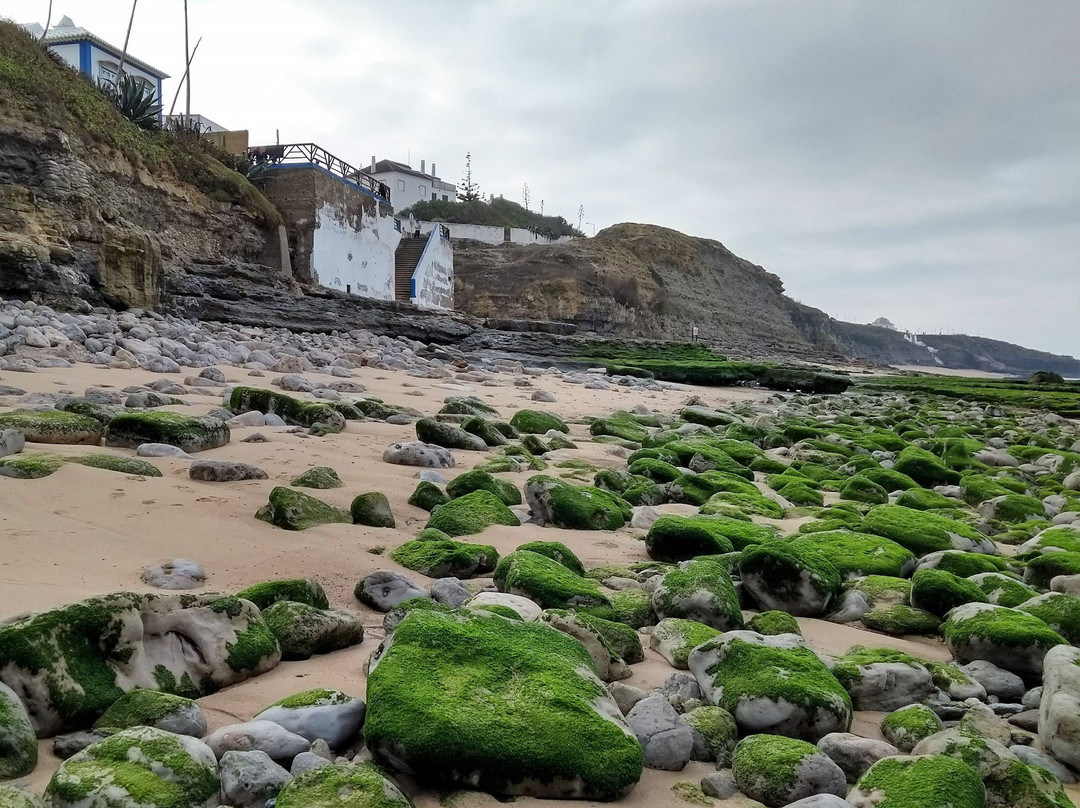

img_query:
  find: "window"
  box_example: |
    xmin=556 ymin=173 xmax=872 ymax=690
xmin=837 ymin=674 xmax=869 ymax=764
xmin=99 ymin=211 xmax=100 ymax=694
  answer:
xmin=419 ymin=184 xmax=427 ymax=197
xmin=397 ymin=180 xmax=406 ymax=192
xmin=442 ymin=195 xmax=449 ymax=201
xmin=99 ymin=60 xmax=118 ymax=84
xmin=432 ymin=192 xmax=437 ymax=200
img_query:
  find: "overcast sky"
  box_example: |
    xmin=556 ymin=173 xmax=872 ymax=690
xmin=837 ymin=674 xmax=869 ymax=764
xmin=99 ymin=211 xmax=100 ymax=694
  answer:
xmin=6 ymin=0 xmax=1079 ymax=356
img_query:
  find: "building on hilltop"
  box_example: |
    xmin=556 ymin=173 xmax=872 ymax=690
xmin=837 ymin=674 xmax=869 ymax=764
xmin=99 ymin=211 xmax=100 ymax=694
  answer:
xmin=21 ymin=16 xmax=169 ymax=126
xmin=363 ymin=158 xmax=458 ymax=211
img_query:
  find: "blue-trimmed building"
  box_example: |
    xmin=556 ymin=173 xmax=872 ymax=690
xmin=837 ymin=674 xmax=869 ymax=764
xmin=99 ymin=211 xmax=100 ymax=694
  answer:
xmin=21 ymin=16 xmax=169 ymax=125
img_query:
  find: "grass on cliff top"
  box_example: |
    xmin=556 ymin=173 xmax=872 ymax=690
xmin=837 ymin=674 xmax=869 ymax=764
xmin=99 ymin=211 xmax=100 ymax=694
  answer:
xmin=573 ymin=341 xmax=852 ymax=394
xmin=856 ymin=375 xmax=1080 ymax=417
xmin=0 ymin=20 xmax=280 ymax=225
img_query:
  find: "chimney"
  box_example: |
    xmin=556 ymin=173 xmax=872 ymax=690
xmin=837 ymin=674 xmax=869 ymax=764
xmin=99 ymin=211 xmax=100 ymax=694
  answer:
xmin=431 ymin=163 xmax=436 ymax=178
xmin=420 ymin=160 xmax=426 ymax=174
xmin=370 ymin=156 xmax=376 ymax=170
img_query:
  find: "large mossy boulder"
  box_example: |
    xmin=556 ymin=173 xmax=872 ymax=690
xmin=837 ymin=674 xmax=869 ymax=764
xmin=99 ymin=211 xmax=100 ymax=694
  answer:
xmin=739 ymin=541 xmax=842 ymax=617
xmin=510 ymin=409 xmax=569 ymax=435
xmin=415 ymin=418 xmax=488 ymax=451
xmin=652 ymin=557 xmax=744 ymax=630
xmin=942 ymin=602 xmax=1066 ymax=679
xmin=893 ymin=446 xmax=963 ymax=487
xmin=0 ymin=592 xmax=280 ymax=736
xmin=910 ymin=568 xmax=988 ymax=618
xmin=104 ymin=411 xmax=230 ymax=452
xmin=494 ymin=550 xmax=610 ymax=610
xmin=228 ymin=386 xmax=346 ymax=431
xmin=262 ymin=602 xmax=365 ymax=660
xmin=732 ymin=734 xmax=847 ymax=808
xmin=0 ymin=682 xmax=36 ymax=779
xmin=446 ymin=468 xmax=521 ymax=506
xmin=364 ymin=609 xmax=644 ymax=799
xmin=644 ymin=515 xmax=736 ymax=562
xmin=275 ymin=762 xmax=413 ymax=808
xmin=0 ymin=410 xmax=102 ymax=445
xmin=862 ymin=504 xmax=996 ymax=555
xmin=256 ymin=486 xmax=351 ymax=530
xmin=688 ymin=631 xmax=853 ymax=742
xmin=849 ymin=754 xmax=986 ymax=808
xmin=525 ymin=475 xmax=630 ymax=530
xmin=830 ymin=648 xmax=935 ymax=711
xmin=92 ymin=688 xmax=206 ymax=737
xmin=390 ymin=537 xmax=499 ymax=578
xmin=1018 ymin=592 xmax=1080 ymax=645
xmin=45 ymin=726 xmax=219 ymax=808
xmin=425 ymin=490 xmax=520 ymax=537
xmin=235 ymin=578 xmax=329 ymax=610
xmin=797 ymin=531 xmax=916 ymax=579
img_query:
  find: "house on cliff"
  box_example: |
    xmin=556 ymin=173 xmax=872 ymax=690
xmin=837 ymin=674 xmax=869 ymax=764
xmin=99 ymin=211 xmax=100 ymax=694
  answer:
xmin=21 ymin=17 xmax=169 ymax=126
xmin=363 ymin=158 xmax=458 ymax=211
xmin=249 ymin=143 xmax=454 ymax=310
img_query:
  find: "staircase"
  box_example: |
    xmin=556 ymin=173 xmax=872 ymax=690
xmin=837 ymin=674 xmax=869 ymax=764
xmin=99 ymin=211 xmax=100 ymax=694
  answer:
xmin=395 ymin=236 xmax=427 ymax=302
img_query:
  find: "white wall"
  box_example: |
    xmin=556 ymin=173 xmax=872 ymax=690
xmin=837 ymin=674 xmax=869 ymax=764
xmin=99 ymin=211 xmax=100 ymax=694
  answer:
xmin=411 ymin=230 xmax=454 ymax=310
xmin=371 ymin=170 xmax=456 ymax=212
xmin=410 ymin=220 xmax=573 ymax=246
xmin=312 ymin=202 xmax=401 ymax=300
xmin=48 ymin=43 xmax=81 ymax=70
xmin=88 ymin=44 xmax=162 ymax=100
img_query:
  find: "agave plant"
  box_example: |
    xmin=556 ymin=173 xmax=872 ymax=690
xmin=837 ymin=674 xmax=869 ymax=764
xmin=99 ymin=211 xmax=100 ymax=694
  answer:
xmin=100 ymin=74 xmax=160 ymax=130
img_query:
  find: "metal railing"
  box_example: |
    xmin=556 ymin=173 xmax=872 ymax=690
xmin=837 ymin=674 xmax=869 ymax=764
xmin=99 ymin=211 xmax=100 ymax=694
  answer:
xmin=247 ymin=143 xmax=390 ymax=200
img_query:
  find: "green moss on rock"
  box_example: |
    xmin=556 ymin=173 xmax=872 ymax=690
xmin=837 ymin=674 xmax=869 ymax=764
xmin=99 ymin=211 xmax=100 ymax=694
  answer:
xmin=894 ymin=446 xmax=963 ymax=487
xmin=408 ymin=481 xmax=449 ymax=512
xmin=1024 ymin=552 xmax=1080 ymax=589
xmin=510 ymin=409 xmax=569 ymax=435
xmin=747 ymin=610 xmax=801 ymax=636
xmin=291 ymin=466 xmax=343 ymax=489
xmin=650 ymin=618 xmax=722 ymax=668
xmin=0 ymin=409 xmax=103 ymax=445
xmin=228 ymin=386 xmax=345 ymax=431
xmin=861 ymin=605 xmax=942 ymax=636
xmin=92 ymin=689 xmax=197 ymax=731
xmin=275 ymin=761 xmax=414 ymax=808
xmin=739 ymin=542 xmax=842 ymax=616
xmin=262 ymin=602 xmax=364 ymax=660
xmin=425 ymin=490 xmax=520 ymax=537
xmin=732 ymin=734 xmax=829 ymax=808
xmin=0 ymin=683 xmax=36 ymax=779
xmin=351 ymin=492 xmax=396 ymax=528
xmin=862 ymin=504 xmax=993 ymax=555
xmin=652 ymin=556 xmax=743 ymax=630
xmin=104 ymin=411 xmax=230 ymax=453
xmin=840 ymin=475 xmax=890 ymax=505
xmin=645 ymin=515 xmax=736 ymax=562
xmin=525 ymin=475 xmax=630 ymax=531
xmin=390 ymin=538 xmax=498 ymax=579
xmin=970 ymin=572 xmax=1038 ymax=608
xmin=256 ymin=486 xmax=351 ymax=530
xmin=910 ymin=568 xmax=988 ymax=618
xmin=494 ymin=550 xmax=610 ymax=610
xmin=447 ymin=469 xmax=521 ymax=506
xmin=850 ymin=754 xmax=985 ymax=808
xmin=880 ymin=705 xmax=946 ymax=752
xmin=236 ymin=578 xmax=329 ymax=610
xmin=514 ymin=541 xmax=585 ymax=576
xmin=942 ymin=603 xmax=1066 ymax=677
xmin=1018 ymin=592 xmax=1080 ymax=645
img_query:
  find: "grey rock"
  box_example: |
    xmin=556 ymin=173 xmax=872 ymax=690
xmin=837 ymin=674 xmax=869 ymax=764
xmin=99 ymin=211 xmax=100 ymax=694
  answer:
xmin=1008 ymin=709 xmax=1040 ymax=732
xmin=200 ymin=367 xmax=227 ymax=383
xmin=816 ymin=732 xmax=899 ymax=783
xmin=700 ymin=771 xmax=738 ymax=799
xmin=141 ymin=558 xmax=207 ymax=590
xmin=189 ymin=459 xmax=268 ymax=482
xmin=356 ymin=570 xmax=430 ymax=612
xmin=840 ymin=659 xmax=934 ymax=712
xmin=531 ymin=390 xmax=556 ymax=402
xmin=206 ymin=720 xmax=310 ymax=762
xmin=625 ymin=694 xmax=693 ymax=771
xmin=264 ymin=413 xmax=286 ymax=427
xmin=785 ymin=797 xmax=854 ymax=808
xmin=663 ymin=672 xmax=703 ymax=708
xmin=219 ymin=750 xmax=292 ymax=808
xmin=228 ymin=411 xmax=267 ymax=427
xmin=961 ymin=660 xmax=1026 ymax=700
xmin=290 ymin=751 xmax=333 ymax=775
xmin=382 ymin=441 xmax=456 ymax=468
xmin=52 ymin=729 xmax=114 ymax=759
xmin=136 ymin=442 xmax=191 ymax=458
xmin=1023 ymin=686 xmax=1043 ymax=710
xmin=609 ymin=682 xmax=649 ymax=715
xmin=242 ymin=432 xmax=270 ymax=443
xmin=124 ymin=390 xmax=173 ymax=408
xmin=430 ymin=577 xmax=471 ymax=608
xmin=256 ymin=696 xmax=366 ymax=749
xmin=416 ymin=469 xmax=446 ymax=484
xmin=1040 ymin=644 xmax=1080 ymax=770
xmin=1011 ymin=744 xmax=1077 ymax=784
xmin=0 ymin=429 xmax=25 ymax=458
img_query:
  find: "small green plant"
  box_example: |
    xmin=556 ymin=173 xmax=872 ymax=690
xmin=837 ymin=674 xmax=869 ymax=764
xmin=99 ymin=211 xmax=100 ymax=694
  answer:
xmin=99 ymin=74 xmax=159 ymax=130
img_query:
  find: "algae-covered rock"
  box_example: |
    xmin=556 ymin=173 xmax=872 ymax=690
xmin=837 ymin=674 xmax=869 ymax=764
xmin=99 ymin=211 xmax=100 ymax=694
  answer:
xmin=683 ymin=705 xmax=738 ymax=765
xmin=797 ymin=531 xmax=916 ymax=580
xmin=880 ymin=704 xmax=945 ymax=753
xmin=0 ymin=410 xmax=102 ymax=445
xmin=439 ymin=396 xmax=500 ymax=418
xmin=893 ymin=446 xmax=963 ymax=487
xmin=256 ymin=486 xmax=351 ymax=530
xmin=255 ymin=689 xmax=366 ymax=749
xmin=236 ymin=578 xmax=329 ymax=610
xmin=514 ymin=541 xmax=586 ymax=576
xmin=942 ymin=602 xmax=1065 ymax=679
xmin=688 ymin=631 xmax=852 ymax=742
xmin=739 ymin=542 xmax=842 ymax=617
xmin=461 ymin=415 xmax=511 ymax=447
xmin=539 ymin=610 xmax=630 ymax=682
xmin=0 ymin=592 xmax=280 ymax=736
xmin=830 ymin=648 xmax=935 ymax=711
xmin=862 ymin=504 xmax=996 ymax=555
xmin=840 ymin=475 xmax=889 ymax=505
xmin=1019 ymin=592 xmax=1080 ymax=645
xmin=0 ymin=785 xmax=44 ymax=808
xmin=510 ymin=409 xmax=569 ymax=435
xmin=93 ymin=688 xmax=206 ymax=737
xmin=650 ymin=618 xmax=721 ymax=669
xmin=447 ymin=468 xmax=521 ymax=506
xmin=0 ymin=681 xmax=36 ymax=779
xmin=228 ymin=386 xmax=346 ymax=431
xmin=351 ymin=492 xmax=396 ymax=528
xmin=262 ymin=602 xmax=365 ymax=660
xmin=732 ymin=734 xmax=848 ymax=808
xmin=390 ymin=537 xmax=498 ymax=578
xmin=365 ymin=609 xmax=644 ymax=799
xmin=104 ymin=411 xmax=230 ymax=453
xmin=849 ymin=754 xmax=986 ymax=808
xmin=416 ymin=418 xmax=488 ymax=451
xmin=291 ymin=466 xmax=343 ymax=489
xmin=747 ymin=610 xmax=801 ymax=636
xmin=276 ymin=762 xmax=410 ymax=808
xmin=0 ymin=452 xmax=163 ymax=479
xmin=425 ymin=490 xmax=520 ymax=537
xmin=45 ymin=726 xmax=220 ymax=808
xmin=860 ymin=605 xmax=942 ymax=636
xmin=916 ymin=549 xmax=1010 ymax=578
xmin=494 ymin=550 xmax=610 ymax=610
xmin=652 ymin=557 xmax=744 ymax=630
xmin=644 ymin=516 xmax=736 ymax=562
xmin=525 ymin=475 xmax=630 ymax=530
xmin=407 ymin=480 xmax=448 ymax=511
xmin=1025 ymin=552 xmax=1080 ymax=589
xmin=910 ymin=568 xmax=989 ymax=618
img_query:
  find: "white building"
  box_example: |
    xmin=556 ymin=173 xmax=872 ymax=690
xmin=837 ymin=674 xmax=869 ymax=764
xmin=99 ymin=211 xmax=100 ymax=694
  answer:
xmin=21 ymin=16 xmax=169 ymax=126
xmin=363 ymin=158 xmax=457 ymax=213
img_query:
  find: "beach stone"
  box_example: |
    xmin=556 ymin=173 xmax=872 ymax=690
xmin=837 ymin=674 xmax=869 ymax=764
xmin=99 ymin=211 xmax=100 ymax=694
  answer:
xmin=0 ymin=429 xmax=25 ymax=458
xmin=625 ymin=694 xmax=693 ymax=771
xmin=207 ymin=719 xmax=310 ymax=762
xmin=494 ymin=550 xmax=609 ymax=610
xmin=786 ymin=797 xmax=854 ymax=808
xmin=739 ymin=542 xmax=842 ymax=617
xmin=0 ymin=592 xmax=280 ymax=736
xmin=262 ymin=602 xmax=365 ymax=660
xmin=0 ymin=681 xmax=36 ymax=779
xmin=416 ymin=418 xmax=488 ymax=451
xmin=364 ymin=609 xmax=643 ymax=799
xmin=849 ymin=754 xmax=986 ymax=807
xmin=429 ymin=577 xmax=471 ymax=608
xmin=136 ymin=442 xmax=191 ymax=458
xmin=255 ymin=689 xmax=366 ymax=749
xmin=0 ymin=410 xmax=102 ymax=445
xmin=242 ymin=431 xmax=269 ymax=443
xmin=275 ymin=762 xmax=413 ymax=808
xmin=189 ymin=458 xmax=268 ymax=481
xmin=219 ymin=749 xmax=291 ymax=808
xmin=291 ymin=466 xmax=343 ymax=489
xmin=0 ymin=785 xmax=44 ymax=808
xmin=124 ymin=390 xmax=173 ymax=408
xmin=228 ymin=410 xmax=266 ymax=427
xmin=831 ymin=649 xmax=935 ymax=711
xmin=350 ymin=492 xmax=396 ymax=527
xmin=383 ymin=440 xmax=456 ymax=468
xmin=141 ymin=558 xmax=207 ymax=590
xmin=465 ymin=592 xmax=541 ymax=621
xmin=355 ymin=570 xmax=429 ymax=611
xmin=651 ymin=618 xmax=721 ymax=669
xmin=104 ymin=411 xmax=230 ymax=452
xmin=700 ymin=771 xmax=738 ymax=799
xmin=256 ymin=487 xmax=351 ymax=531
xmin=52 ymin=729 xmax=114 ymax=759
xmin=92 ymin=688 xmax=207 ymax=737
xmin=290 ymin=751 xmax=333 ymax=775
xmin=961 ymin=660 xmax=1026 ymax=700
xmin=816 ymin=732 xmax=899 ymax=783
xmin=525 ymin=475 xmax=629 ymax=530
xmin=733 ymin=734 xmax=848 ymax=807
xmin=943 ymin=602 xmax=1066 ymax=679
xmin=1039 ymin=644 xmax=1080 ymax=770
xmin=45 ymin=726 xmax=219 ymax=808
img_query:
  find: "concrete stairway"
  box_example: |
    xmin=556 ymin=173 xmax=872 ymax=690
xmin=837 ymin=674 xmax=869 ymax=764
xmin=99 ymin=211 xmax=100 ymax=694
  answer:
xmin=395 ymin=237 xmax=427 ymax=301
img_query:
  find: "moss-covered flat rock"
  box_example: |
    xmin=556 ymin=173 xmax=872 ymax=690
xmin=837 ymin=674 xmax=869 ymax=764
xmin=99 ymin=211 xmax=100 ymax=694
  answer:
xmin=275 ymin=762 xmax=413 ymax=808
xmin=644 ymin=516 xmax=736 ymax=562
xmin=45 ymin=726 xmax=219 ymax=808
xmin=92 ymin=688 xmax=206 ymax=737
xmin=0 ymin=681 xmax=36 ymax=779
xmin=365 ymin=609 xmax=644 ymax=799
xmin=262 ymin=602 xmax=365 ymax=660
xmin=942 ymin=602 xmax=1066 ymax=679
xmin=688 ymin=631 xmax=852 ymax=742
xmin=525 ymin=475 xmax=630 ymax=530
xmin=650 ymin=618 xmax=721 ymax=669
xmin=862 ymin=504 xmax=996 ymax=555
xmin=0 ymin=452 xmax=162 ymax=479
xmin=236 ymin=578 xmax=329 ymax=610
xmin=0 ymin=592 xmax=280 ymax=736
xmin=256 ymin=486 xmax=352 ymax=530
xmin=425 ymin=490 xmax=520 ymax=537
xmin=850 ymin=754 xmax=986 ymax=808
xmin=510 ymin=409 xmax=569 ymax=434
xmin=494 ymin=550 xmax=610 ymax=610
xmin=291 ymin=466 xmax=343 ymax=489
xmin=228 ymin=386 xmax=346 ymax=431
xmin=390 ymin=537 xmax=498 ymax=578
xmin=0 ymin=410 xmax=103 ymax=445
xmin=652 ymin=556 xmax=744 ymax=630
xmin=795 ymin=530 xmax=916 ymax=579
xmin=861 ymin=604 xmax=942 ymax=636
xmin=446 ymin=468 xmax=521 ymax=505
xmin=104 ymin=411 xmax=230 ymax=453
xmin=732 ymin=734 xmax=847 ymax=807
